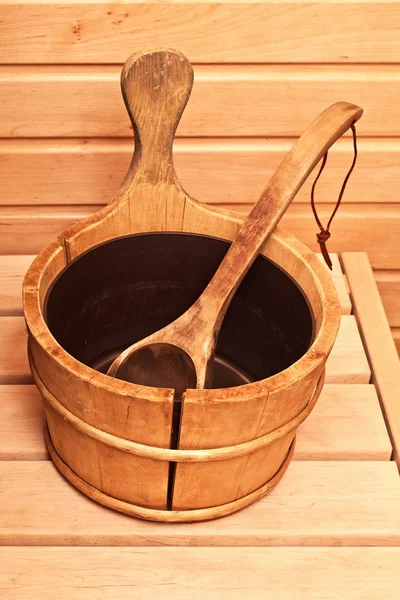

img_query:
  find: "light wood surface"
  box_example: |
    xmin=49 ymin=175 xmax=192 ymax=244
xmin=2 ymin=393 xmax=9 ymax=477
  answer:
xmin=325 ymin=316 xmax=370 ymax=383
xmin=1 ymin=65 xmax=399 ymax=137
xmin=0 ymin=386 xmax=47 ymax=460
xmin=0 ymin=255 xmax=32 ymax=316
xmin=2 ymin=204 xmax=399 ymax=269
xmin=1 ymin=315 xmax=369 ymax=386
xmin=0 ymin=384 xmax=390 ymax=462
xmin=342 ymin=253 xmax=400 ymax=466
xmin=1 ymin=1 xmax=399 ymax=64
xmin=1 ymin=547 xmax=400 ymax=600
xmin=375 ymin=270 xmax=400 ymax=327
xmin=2 ymin=137 xmax=400 ymax=206
xmin=296 ymin=384 xmax=391 ymax=461
xmin=1 ymin=461 xmax=399 ymax=546
xmin=0 ymin=318 xmax=30 ymax=384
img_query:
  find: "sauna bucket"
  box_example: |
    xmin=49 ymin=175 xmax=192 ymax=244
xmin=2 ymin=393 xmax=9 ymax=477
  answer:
xmin=23 ymin=49 xmax=362 ymax=522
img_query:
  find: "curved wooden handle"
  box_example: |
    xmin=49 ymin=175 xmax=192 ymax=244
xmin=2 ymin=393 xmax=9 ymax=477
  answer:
xmin=120 ymin=48 xmax=193 ymax=189
xmin=198 ymin=101 xmax=363 ymax=327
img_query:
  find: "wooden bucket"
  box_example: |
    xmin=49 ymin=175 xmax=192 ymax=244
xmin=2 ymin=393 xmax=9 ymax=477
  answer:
xmin=23 ymin=49 xmax=361 ymax=522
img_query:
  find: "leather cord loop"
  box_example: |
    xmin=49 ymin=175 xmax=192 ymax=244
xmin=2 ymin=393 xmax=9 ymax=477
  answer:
xmin=311 ymin=123 xmax=358 ymax=270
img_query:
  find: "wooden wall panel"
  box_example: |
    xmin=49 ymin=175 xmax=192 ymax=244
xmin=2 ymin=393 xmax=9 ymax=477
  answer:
xmin=0 ymin=1 xmax=399 ymax=65
xmin=0 ymin=65 xmax=399 ymax=137
xmin=1 ymin=137 xmax=399 ymax=207
xmin=0 ymin=204 xmax=398 ymax=271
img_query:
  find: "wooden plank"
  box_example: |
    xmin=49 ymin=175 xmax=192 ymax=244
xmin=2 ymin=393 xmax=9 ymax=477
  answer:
xmin=325 ymin=315 xmax=370 ymax=383
xmin=296 ymin=384 xmax=391 ymax=460
xmin=1 ymin=204 xmax=399 ymax=270
xmin=1 ymin=384 xmax=390 ymax=462
xmin=0 ymin=386 xmax=47 ymax=460
xmin=342 ymin=253 xmax=400 ymax=467
xmin=0 ymin=318 xmax=30 ymax=384
xmin=1 ymin=137 xmax=400 ymax=206
xmin=0 ymin=256 xmax=32 ymax=316
xmin=1 ymin=1 xmax=400 ymax=65
xmin=375 ymin=270 xmax=400 ymax=327
xmin=0 ymin=252 xmax=352 ymax=318
xmin=1 ymin=65 xmax=400 ymax=137
xmin=1 ymin=547 xmax=400 ymax=600
xmin=0 ymin=315 xmax=368 ymax=385
xmin=0 ymin=461 xmax=399 ymax=546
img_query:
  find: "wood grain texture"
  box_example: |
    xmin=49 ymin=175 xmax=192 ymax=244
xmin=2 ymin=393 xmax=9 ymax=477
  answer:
xmin=0 ymin=386 xmax=47 ymax=460
xmin=2 ymin=137 xmax=400 ymax=206
xmin=1 ymin=204 xmax=399 ymax=269
xmin=342 ymin=253 xmax=400 ymax=466
xmin=1 ymin=547 xmax=400 ymax=600
xmin=1 ymin=315 xmax=368 ymax=385
xmin=0 ymin=65 xmax=399 ymax=137
xmin=0 ymin=256 xmax=32 ymax=315
xmin=1 ymin=1 xmax=400 ymax=64
xmin=296 ymin=384 xmax=391 ymax=461
xmin=375 ymin=270 xmax=400 ymax=327
xmin=0 ymin=461 xmax=399 ymax=546
xmin=0 ymin=318 xmax=30 ymax=384
xmin=325 ymin=316 xmax=370 ymax=383
xmin=0 ymin=384 xmax=390 ymax=462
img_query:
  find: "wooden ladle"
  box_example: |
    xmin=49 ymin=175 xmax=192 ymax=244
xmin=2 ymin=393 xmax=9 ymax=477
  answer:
xmin=107 ymin=98 xmax=362 ymax=392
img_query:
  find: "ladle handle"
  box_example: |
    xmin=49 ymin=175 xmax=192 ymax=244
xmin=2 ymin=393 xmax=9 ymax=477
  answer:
xmin=200 ymin=101 xmax=363 ymax=326
xmin=120 ymin=48 xmax=193 ymax=191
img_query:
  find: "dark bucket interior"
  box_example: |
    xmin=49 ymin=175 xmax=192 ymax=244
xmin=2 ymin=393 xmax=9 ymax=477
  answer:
xmin=44 ymin=232 xmax=314 ymax=388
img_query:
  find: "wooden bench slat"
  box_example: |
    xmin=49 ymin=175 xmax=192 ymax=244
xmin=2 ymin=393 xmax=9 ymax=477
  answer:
xmin=342 ymin=253 xmax=400 ymax=467
xmin=0 ymin=384 xmax=390 ymax=462
xmin=296 ymin=384 xmax=391 ymax=460
xmin=0 ymin=253 xmax=352 ymax=318
xmin=0 ymin=315 xmax=370 ymax=385
xmin=1 ymin=547 xmax=399 ymax=599
xmin=0 ymin=386 xmax=47 ymax=460
xmin=325 ymin=315 xmax=370 ymax=383
xmin=1 ymin=65 xmax=400 ymax=137
xmin=1 ymin=461 xmax=398 ymax=546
